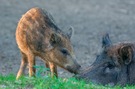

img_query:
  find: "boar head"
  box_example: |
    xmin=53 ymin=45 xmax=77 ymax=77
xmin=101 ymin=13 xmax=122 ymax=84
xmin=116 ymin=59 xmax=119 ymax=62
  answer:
xmin=46 ymin=27 xmax=81 ymax=74
xmin=76 ymin=33 xmax=135 ymax=86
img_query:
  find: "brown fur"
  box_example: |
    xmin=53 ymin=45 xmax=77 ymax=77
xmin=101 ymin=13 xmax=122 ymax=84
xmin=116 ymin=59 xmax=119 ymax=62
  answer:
xmin=16 ymin=7 xmax=80 ymax=79
xmin=105 ymin=43 xmax=134 ymax=66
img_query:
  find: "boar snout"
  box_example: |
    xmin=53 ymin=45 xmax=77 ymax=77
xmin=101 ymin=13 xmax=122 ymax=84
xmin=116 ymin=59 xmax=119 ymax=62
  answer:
xmin=65 ymin=63 xmax=81 ymax=74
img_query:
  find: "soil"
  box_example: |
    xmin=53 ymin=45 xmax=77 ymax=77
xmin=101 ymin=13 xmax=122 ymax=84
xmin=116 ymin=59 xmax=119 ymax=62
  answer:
xmin=1 ymin=0 xmax=135 ymax=78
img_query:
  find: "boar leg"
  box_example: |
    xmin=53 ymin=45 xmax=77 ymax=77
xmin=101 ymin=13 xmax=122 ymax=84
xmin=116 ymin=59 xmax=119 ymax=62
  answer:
xmin=16 ymin=52 xmax=28 ymax=79
xmin=45 ymin=62 xmax=50 ymax=70
xmin=49 ymin=62 xmax=58 ymax=77
xmin=27 ymin=52 xmax=36 ymax=77
xmin=44 ymin=62 xmax=50 ymax=74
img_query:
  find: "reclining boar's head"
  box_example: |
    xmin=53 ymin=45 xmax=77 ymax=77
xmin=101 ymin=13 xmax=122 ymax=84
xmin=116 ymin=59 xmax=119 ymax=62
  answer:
xmin=77 ymin=33 xmax=135 ymax=86
xmin=47 ymin=27 xmax=81 ymax=74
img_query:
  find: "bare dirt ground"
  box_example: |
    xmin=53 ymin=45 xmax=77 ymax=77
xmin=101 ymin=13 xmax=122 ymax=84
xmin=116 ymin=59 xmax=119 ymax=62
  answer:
xmin=1 ymin=0 xmax=135 ymax=78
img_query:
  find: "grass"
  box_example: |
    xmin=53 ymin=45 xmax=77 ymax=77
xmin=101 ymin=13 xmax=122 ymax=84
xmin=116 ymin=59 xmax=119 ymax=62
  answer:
xmin=0 ymin=66 xmax=135 ymax=89
xmin=1 ymin=74 xmax=135 ymax=89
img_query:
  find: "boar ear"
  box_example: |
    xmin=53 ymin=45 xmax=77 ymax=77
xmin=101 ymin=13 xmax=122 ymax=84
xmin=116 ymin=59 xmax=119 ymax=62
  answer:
xmin=67 ymin=26 xmax=74 ymax=39
xmin=50 ymin=33 xmax=61 ymax=46
xmin=118 ymin=45 xmax=133 ymax=65
xmin=102 ymin=33 xmax=112 ymax=48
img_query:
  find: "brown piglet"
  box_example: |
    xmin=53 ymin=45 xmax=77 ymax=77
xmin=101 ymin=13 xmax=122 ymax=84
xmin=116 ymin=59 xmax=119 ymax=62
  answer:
xmin=15 ymin=7 xmax=81 ymax=79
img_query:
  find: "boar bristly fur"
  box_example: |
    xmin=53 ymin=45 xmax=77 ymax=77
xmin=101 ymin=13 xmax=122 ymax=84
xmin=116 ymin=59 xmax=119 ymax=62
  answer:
xmin=16 ymin=7 xmax=80 ymax=79
xmin=76 ymin=33 xmax=135 ymax=86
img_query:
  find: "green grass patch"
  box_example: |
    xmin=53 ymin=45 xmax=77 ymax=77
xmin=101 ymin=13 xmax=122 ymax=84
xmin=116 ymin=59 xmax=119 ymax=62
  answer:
xmin=0 ymin=66 xmax=134 ymax=89
xmin=0 ymin=74 xmax=134 ymax=89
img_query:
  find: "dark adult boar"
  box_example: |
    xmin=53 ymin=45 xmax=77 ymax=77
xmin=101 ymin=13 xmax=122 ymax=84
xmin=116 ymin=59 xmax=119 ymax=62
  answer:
xmin=76 ymin=33 xmax=135 ymax=86
xmin=16 ymin=7 xmax=81 ymax=79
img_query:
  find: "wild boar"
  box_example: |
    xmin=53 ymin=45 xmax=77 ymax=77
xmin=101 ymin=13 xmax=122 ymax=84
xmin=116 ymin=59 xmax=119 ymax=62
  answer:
xmin=15 ymin=7 xmax=81 ymax=79
xmin=76 ymin=33 xmax=135 ymax=86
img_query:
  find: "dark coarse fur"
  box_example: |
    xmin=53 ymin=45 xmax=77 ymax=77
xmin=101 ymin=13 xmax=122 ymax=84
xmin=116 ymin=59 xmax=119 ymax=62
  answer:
xmin=76 ymin=33 xmax=135 ymax=86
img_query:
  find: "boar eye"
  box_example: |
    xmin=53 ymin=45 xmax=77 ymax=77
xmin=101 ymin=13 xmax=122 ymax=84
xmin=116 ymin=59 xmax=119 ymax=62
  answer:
xmin=108 ymin=65 xmax=113 ymax=69
xmin=107 ymin=63 xmax=114 ymax=69
xmin=105 ymin=62 xmax=114 ymax=69
xmin=60 ymin=49 xmax=69 ymax=55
